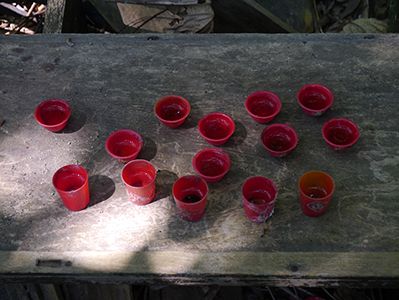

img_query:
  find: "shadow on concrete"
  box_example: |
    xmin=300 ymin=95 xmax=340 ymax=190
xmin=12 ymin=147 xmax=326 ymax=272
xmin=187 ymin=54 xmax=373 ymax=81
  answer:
xmin=88 ymin=175 xmax=116 ymax=207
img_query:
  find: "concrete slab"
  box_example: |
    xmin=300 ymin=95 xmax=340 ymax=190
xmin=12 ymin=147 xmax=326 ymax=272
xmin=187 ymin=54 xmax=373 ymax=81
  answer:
xmin=0 ymin=33 xmax=398 ymax=286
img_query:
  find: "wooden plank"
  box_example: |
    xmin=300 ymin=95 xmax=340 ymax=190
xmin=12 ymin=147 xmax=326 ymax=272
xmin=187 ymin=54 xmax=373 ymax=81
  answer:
xmin=0 ymin=251 xmax=399 ymax=287
xmin=43 ymin=0 xmax=87 ymax=33
xmin=43 ymin=0 xmax=66 ymax=33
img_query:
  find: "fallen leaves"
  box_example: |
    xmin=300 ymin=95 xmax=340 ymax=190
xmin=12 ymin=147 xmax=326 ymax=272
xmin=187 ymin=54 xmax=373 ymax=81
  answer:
xmin=316 ymin=0 xmax=369 ymax=32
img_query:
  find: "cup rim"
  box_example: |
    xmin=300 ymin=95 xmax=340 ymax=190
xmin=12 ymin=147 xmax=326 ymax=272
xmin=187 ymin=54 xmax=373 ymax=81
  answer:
xmin=322 ymin=118 xmax=360 ymax=148
xmin=245 ymin=90 xmax=282 ymax=119
xmin=154 ymin=95 xmax=190 ymax=124
xmin=261 ymin=124 xmax=298 ymax=154
xmin=198 ymin=112 xmax=235 ymax=143
xmin=52 ymin=164 xmax=88 ymax=192
xmin=172 ymin=175 xmax=208 ymax=206
xmin=297 ymin=84 xmax=333 ymax=113
xmin=242 ymin=176 xmax=278 ymax=206
xmin=105 ymin=129 xmax=143 ymax=160
xmin=192 ymin=148 xmax=231 ymax=180
xmin=121 ymin=159 xmax=156 ymax=188
xmin=298 ymin=170 xmax=335 ymax=201
xmin=34 ymin=99 xmax=71 ymax=128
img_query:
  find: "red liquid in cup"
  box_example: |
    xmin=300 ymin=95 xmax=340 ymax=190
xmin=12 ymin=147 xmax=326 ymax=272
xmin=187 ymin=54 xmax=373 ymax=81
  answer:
xmin=182 ymin=194 xmax=202 ymax=203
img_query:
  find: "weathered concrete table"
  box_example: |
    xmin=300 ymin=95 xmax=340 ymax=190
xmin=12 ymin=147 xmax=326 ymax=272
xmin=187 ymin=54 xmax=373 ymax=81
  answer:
xmin=0 ymin=33 xmax=398 ymax=287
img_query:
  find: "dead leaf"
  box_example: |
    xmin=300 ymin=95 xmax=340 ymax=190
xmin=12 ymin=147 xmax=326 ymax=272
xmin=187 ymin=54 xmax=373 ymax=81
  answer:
xmin=341 ymin=18 xmax=387 ymax=33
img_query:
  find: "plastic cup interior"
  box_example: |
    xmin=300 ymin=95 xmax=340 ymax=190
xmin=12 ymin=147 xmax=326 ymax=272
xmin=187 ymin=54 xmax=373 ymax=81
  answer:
xmin=121 ymin=160 xmax=156 ymax=188
xmin=322 ymin=118 xmax=359 ymax=151
xmin=53 ymin=165 xmax=87 ymax=192
xmin=193 ymin=148 xmax=230 ymax=182
xmin=198 ymin=112 xmax=235 ymax=146
xmin=154 ymin=95 xmax=190 ymax=128
xmin=172 ymin=175 xmax=208 ymax=222
xmin=245 ymin=91 xmax=281 ymax=123
xmin=261 ymin=124 xmax=298 ymax=157
xmin=52 ymin=165 xmax=90 ymax=211
xmin=242 ymin=176 xmax=278 ymax=223
xmin=105 ymin=129 xmax=143 ymax=163
xmin=121 ymin=160 xmax=157 ymax=205
xmin=297 ymin=84 xmax=333 ymax=116
xmin=35 ymin=99 xmax=71 ymax=132
xmin=298 ymin=170 xmax=335 ymax=217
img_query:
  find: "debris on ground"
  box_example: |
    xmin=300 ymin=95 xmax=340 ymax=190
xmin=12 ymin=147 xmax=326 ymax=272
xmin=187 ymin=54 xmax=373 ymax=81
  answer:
xmin=0 ymin=1 xmax=46 ymax=34
xmin=314 ymin=0 xmax=390 ymax=33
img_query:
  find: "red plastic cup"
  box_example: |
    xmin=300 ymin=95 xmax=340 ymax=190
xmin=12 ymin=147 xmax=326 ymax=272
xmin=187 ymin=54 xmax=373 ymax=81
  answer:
xmin=297 ymin=84 xmax=333 ymax=117
xmin=193 ymin=148 xmax=230 ymax=182
xmin=172 ymin=175 xmax=208 ymax=222
xmin=299 ymin=171 xmax=335 ymax=217
xmin=198 ymin=112 xmax=235 ymax=146
xmin=322 ymin=118 xmax=359 ymax=151
xmin=261 ymin=124 xmax=298 ymax=157
xmin=105 ymin=129 xmax=143 ymax=163
xmin=245 ymin=91 xmax=281 ymax=123
xmin=121 ymin=160 xmax=156 ymax=205
xmin=53 ymin=165 xmax=90 ymax=211
xmin=35 ymin=99 xmax=71 ymax=132
xmin=154 ymin=95 xmax=190 ymax=128
xmin=242 ymin=177 xmax=278 ymax=223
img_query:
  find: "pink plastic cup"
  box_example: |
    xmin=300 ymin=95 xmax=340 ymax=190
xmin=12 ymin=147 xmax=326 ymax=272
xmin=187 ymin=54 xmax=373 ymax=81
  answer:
xmin=322 ymin=118 xmax=359 ymax=151
xmin=261 ymin=124 xmax=298 ymax=157
xmin=35 ymin=99 xmax=71 ymax=132
xmin=242 ymin=177 xmax=278 ymax=223
xmin=245 ymin=91 xmax=281 ymax=123
xmin=52 ymin=165 xmax=90 ymax=211
xmin=198 ymin=113 xmax=235 ymax=146
xmin=121 ymin=160 xmax=156 ymax=205
xmin=172 ymin=175 xmax=208 ymax=222
xmin=154 ymin=95 xmax=190 ymax=128
xmin=193 ymin=148 xmax=230 ymax=182
xmin=299 ymin=171 xmax=335 ymax=217
xmin=297 ymin=84 xmax=333 ymax=117
xmin=105 ymin=129 xmax=143 ymax=163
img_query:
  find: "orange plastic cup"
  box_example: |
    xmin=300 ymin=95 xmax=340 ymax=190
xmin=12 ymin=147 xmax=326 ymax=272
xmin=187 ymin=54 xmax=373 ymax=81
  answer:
xmin=299 ymin=171 xmax=335 ymax=217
